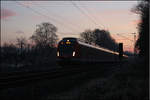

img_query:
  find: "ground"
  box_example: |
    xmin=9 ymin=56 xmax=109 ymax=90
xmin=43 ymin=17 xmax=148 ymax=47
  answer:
xmin=1 ymin=56 xmax=149 ymax=100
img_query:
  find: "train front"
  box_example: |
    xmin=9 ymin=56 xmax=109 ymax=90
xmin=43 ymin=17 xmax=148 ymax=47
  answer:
xmin=56 ymin=38 xmax=79 ymax=65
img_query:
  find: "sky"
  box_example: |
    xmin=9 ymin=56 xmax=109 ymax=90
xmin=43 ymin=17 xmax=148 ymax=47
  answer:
xmin=1 ymin=1 xmax=140 ymax=52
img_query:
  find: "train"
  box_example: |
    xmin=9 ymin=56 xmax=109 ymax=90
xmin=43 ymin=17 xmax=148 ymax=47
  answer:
xmin=56 ymin=37 xmax=128 ymax=65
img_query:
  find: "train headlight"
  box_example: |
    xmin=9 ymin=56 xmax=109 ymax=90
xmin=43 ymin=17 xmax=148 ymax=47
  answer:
xmin=57 ymin=51 xmax=59 ymax=56
xmin=73 ymin=51 xmax=75 ymax=56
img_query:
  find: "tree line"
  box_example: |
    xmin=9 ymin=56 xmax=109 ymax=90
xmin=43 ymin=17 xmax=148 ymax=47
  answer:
xmin=1 ymin=22 xmax=58 ymax=67
xmin=80 ymin=29 xmax=118 ymax=52
xmin=0 ymin=21 xmax=120 ymax=68
xmin=133 ymin=0 xmax=149 ymax=58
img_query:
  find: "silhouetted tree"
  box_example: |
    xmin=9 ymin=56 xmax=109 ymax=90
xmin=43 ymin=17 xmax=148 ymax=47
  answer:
xmin=132 ymin=0 xmax=149 ymax=57
xmin=80 ymin=29 xmax=118 ymax=51
xmin=16 ymin=36 xmax=27 ymax=53
xmin=80 ymin=29 xmax=96 ymax=44
xmin=16 ymin=37 xmax=29 ymax=63
xmin=93 ymin=29 xmax=118 ymax=51
xmin=30 ymin=22 xmax=58 ymax=48
xmin=1 ymin=43 xmax=17 ymax=63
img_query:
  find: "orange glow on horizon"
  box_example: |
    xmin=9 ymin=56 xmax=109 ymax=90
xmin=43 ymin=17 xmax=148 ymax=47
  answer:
xmin=112 ymin=34 xmax=134 ymax=52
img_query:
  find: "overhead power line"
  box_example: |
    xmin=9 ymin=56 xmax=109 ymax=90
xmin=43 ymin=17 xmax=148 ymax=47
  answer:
xmin=71 ymin=1 xmax=101 ymax=29
xmin=116 ymin=34 xmax=134 ymax=42
xmin=15 ymin=1 xmax=79 ymax=33
xmin=78 ymin=1 xmax=106 ymax=30
xmin=31 ymin=2 xmax=82 ymax=31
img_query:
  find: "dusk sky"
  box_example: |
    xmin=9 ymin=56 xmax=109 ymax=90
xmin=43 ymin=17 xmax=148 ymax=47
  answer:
xmin=1 ymin=1 xmax=140 ymax=52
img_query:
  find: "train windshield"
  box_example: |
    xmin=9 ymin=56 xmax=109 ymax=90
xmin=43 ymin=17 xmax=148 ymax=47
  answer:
xmin=58 ymin=38 xmax=77 ymax=56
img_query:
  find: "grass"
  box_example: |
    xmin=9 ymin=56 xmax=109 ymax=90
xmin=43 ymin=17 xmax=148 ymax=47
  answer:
xmin=1 ymin=56 xmax=148 ymax=100
xmin=77 ymin=57 xmax=149 ymax=100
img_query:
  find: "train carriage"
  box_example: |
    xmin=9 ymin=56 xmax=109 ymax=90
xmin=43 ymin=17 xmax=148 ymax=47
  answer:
xmin=56 ymin=37 xmax=127 ymax=65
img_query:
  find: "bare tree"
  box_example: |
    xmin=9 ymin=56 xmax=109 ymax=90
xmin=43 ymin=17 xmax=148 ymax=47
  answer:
xmin=80 ymin=29 xmax=118 ymax=51
xmin=30 ymin=22 xmax=58 ymax=48
xmin=1 ymin=42 xmax=17 ymax=64
xmin=132 ymin=0 xmax=149 ymax=57
xmin=93 ymin=29 xmax=118 ymax=51
xmin=80 ymin=29 xmax=96 ymax=44
xmin=16 ymin=36 xmax=27 ymax=52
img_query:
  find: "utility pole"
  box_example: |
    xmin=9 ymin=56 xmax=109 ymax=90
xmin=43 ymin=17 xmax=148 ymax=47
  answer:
xmin=116 ymin=33 xmax=137 ymax=55
xmin=131 ymin=33 xmax=136 ymax=55
xmin=119 ymin=43 xmax=123 ymax=60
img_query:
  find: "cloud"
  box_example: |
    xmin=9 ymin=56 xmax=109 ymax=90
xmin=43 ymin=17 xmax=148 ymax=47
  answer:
xmin=16 ymin=30 xmax=24 ymax=34
xmin=1 ymin=8 xmax=16 ymax=19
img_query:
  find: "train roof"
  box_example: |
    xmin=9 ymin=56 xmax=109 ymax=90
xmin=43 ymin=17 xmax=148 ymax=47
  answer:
xmin=78 ymin=41 xmax=118 ymax=54
xmin=60 ymin=37 xmax=128 ymax=58
xmin=62 ymin=37 xmax=77 ymax=41
xmin=78 ymin=41 xmax=128 ymax=58
xmin=61 ymin=37 xmax=117 ymax=54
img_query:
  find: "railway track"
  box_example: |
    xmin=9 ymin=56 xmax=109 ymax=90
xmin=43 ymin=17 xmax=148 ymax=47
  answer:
xmin=0 ymin=66 xmax=93 ymax=89
xmin=0 ymin=62 xmax=124 ymax=89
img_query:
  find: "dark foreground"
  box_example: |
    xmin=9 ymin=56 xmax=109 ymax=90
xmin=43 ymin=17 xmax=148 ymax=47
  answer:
xmin=0 ymin=57 xmax=149 ymax=100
